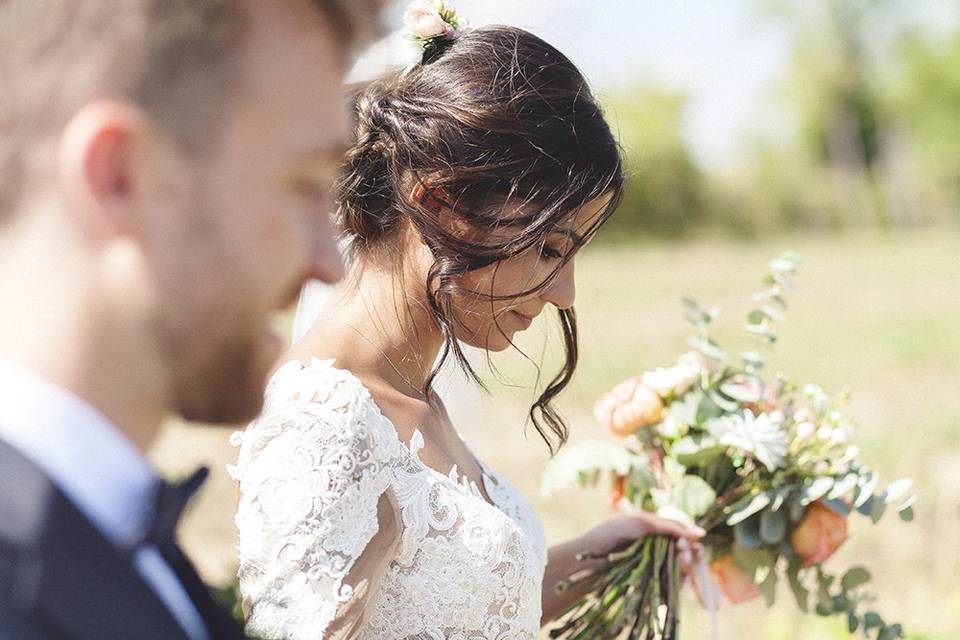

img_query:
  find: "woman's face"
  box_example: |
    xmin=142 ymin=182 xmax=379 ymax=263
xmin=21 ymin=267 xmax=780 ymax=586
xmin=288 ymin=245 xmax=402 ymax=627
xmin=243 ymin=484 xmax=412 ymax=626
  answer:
xmin=448 ymin=193 xmax=612 ymax=352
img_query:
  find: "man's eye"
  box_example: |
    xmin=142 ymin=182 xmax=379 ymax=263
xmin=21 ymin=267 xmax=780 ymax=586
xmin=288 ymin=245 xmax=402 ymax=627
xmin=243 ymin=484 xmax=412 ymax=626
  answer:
xmin=538 ymin=244 xmax=564 ymax=260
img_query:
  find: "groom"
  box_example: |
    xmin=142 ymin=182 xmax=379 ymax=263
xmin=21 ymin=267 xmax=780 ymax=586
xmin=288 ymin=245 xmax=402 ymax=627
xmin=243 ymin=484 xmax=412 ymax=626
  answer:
xmin=0 ymin=1 xmax=381 ymax=638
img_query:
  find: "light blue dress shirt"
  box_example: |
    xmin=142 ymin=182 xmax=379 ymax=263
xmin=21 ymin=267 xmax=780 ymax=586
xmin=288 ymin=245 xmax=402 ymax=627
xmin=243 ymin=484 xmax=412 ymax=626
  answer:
xmin=0 ymin=360 xmax=209 ymax=640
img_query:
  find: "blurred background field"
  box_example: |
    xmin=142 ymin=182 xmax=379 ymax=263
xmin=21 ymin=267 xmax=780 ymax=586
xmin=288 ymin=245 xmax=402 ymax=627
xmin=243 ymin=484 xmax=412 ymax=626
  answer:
xmin=153 ymin=230 xmax=959 ymax=639
xmin=151 ymin=1 xmax=959 ymax=638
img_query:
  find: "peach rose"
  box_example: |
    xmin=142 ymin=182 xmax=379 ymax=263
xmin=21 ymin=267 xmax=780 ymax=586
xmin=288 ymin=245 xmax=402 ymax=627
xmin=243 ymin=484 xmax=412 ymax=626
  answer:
xmin=709 ymin=553 xmax=761 ymax=604
xmin=791 ymin=501 xmax=848 ymax=567
xmin=403 ymin=0 xmax=452 ymax=39
xmin=593 ymin=376 xmax=664 ymax=436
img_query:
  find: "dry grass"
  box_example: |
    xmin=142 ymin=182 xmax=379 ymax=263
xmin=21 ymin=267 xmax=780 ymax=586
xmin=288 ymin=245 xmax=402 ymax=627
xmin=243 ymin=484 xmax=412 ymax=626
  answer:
xmin=152 ymin=229 xmax=960 ymax=639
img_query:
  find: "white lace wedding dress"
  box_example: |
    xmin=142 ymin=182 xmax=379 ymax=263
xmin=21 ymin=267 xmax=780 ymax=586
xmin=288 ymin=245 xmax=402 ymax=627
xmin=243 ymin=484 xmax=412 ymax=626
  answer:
xmin=229 ymin=358 xmax=547 ymax=640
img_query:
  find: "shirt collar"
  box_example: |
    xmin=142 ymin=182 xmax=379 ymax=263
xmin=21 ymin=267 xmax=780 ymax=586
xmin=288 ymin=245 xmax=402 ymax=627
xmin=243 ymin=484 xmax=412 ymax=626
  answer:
xmin=0 ymin=359 xmax=159 ymax=546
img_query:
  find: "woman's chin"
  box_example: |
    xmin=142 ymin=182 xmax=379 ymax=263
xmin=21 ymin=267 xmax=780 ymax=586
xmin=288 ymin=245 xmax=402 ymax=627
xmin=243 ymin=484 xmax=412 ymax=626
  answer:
xmin=456 ymin=332 xmax=515 ymax=353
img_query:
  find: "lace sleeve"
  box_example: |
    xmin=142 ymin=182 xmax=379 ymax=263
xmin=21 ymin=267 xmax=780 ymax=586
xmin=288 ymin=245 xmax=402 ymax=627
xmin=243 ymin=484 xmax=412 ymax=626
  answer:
xmin=230 ymin=360 xmax=402 ymax=640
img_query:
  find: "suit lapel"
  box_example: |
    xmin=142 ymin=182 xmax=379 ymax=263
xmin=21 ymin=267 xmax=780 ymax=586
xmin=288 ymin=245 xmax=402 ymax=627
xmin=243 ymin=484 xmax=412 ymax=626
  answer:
xmin=0 ymin=437 xmax=187 ymax=640
xmin=29 ymin=480 xmax=191 ymax=640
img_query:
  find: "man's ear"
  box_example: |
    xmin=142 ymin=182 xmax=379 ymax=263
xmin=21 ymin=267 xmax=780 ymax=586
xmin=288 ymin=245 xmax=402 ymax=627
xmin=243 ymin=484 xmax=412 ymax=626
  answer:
xmin=58 ymin=101 xmax=147 ymax=238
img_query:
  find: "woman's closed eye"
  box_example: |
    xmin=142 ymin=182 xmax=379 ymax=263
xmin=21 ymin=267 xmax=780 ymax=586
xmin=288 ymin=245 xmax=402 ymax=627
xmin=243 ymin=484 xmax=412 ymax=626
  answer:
xmin=538 ymin=243 xmax=564 ymax=261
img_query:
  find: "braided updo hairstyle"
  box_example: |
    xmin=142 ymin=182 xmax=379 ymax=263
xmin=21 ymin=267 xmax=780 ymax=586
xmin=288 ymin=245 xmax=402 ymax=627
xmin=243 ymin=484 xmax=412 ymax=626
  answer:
xmin=336 ymin=26 xmax=624 ymax=453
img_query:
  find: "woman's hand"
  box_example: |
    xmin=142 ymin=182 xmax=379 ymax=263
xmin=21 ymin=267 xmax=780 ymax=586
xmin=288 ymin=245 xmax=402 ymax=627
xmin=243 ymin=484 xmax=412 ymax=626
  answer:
xmin=580 ymin=512 xmax=705 ymax=561
xmin=541 ymin=513 xmax=705 ymax=626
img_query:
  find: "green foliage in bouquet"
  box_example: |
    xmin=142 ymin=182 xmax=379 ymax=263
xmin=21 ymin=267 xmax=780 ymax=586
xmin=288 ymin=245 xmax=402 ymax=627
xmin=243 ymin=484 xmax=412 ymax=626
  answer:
xmin=542 ymin=253 xmax=914 ymax=640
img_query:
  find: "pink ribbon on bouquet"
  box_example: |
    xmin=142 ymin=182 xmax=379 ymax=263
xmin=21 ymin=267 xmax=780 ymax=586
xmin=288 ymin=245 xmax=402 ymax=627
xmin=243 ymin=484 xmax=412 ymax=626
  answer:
xmin=691 ymin=557 xmax=721 ymax=640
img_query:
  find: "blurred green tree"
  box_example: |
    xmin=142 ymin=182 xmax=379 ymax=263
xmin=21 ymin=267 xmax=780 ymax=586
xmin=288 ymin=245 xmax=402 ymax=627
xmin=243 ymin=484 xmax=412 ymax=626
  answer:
xmin=600 ymin=88 xmax=707 ymax=240
xmin=888 ymin=28 xmax=960 ymax=219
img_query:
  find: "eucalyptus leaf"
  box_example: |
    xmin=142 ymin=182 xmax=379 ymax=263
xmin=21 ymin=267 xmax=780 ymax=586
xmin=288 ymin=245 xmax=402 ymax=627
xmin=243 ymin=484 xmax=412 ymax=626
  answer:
xmin=870 ymin=497 xmax=887 ymax=523
xmin=727 ymin=492 xmax=772 ymax=526
xmin=770 ymin=487 xmax=789 ymax=512
xmin=675 ymin=442 xmax=726 ymax=468
xmin=688 ymin=336 xmax=727 ymax=362
xmin=879 ymin=623 xmax=904 ymax=639
xmin=744 ymin=322 xmax=772 ymax=337
xmin=847 ymin=612 xmax=859 ymax=633
xmin=831 ymin=593 xmax=850 ymax=612
xmin=899 ymin=506 xmax=915 ymax=522
xmin=789 ymin=496 xmax=806 ymax=523
xmin=708 ymin=389 xmax=741 ymax=412
xmin=672 ymin=475 xmax=717 ymax=519
xmin=734 ymin=515 xmax=763 ymax=549
xmin=787 ymin=564 xmax=809 ymax=612
xmin=771 ymin=271 xmax=795 ymax=290
xmin=718 ymin=380 xmax=762 ymax=403
xmin=682 ymin=297 xmax=711 ymax=325
xmin=695 ymin=393 xmax=725 ymax=424
xmin=741 ymin=351 xmax=765 ymax=369
xmin=864 ymin=612 xmax=884 ymax=629
xmin=841 ymin=566 xmax=871 ymax=591
xmin=827 ymin=474 xmax=859 ymax=501
xmin=802 ymin=477 xmax=834 ymax=505
xmin=732 ymin=545 xmax=776 ymax=575
xmin=758 ymin=569 xmax=777 ymax=607
xmin=883 ymin=478 xmax=913 ymax=505
xmin=856 ymin=494 xmax=874 ymax=517
xmin=822 ymin=498 xmax=852 ymax=515
xmin=760 ymin=304 xmax=785 ymax=322
xmin=540 ymin=440 xmax=642 ymax=497
xmin=855 ymin=472 xmax=879 ymax=508
xmin=760 ymin=508 xmax=788 ymax=544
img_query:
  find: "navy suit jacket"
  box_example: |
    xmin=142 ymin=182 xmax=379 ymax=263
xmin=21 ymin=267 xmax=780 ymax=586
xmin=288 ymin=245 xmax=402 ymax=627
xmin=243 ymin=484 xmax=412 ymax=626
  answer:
xmin=0 ymin=438 xmax=248 ymax=640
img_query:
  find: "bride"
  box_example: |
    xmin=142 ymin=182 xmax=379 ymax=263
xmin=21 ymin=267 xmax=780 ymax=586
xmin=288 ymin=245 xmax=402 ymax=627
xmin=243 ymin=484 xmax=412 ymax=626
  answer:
xmin=231 ymin=6 xmax=704 ymax=639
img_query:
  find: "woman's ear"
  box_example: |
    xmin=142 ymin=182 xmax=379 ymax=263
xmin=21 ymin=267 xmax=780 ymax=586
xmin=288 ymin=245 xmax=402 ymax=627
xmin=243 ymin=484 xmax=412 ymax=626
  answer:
xmin=409 ymin=181 xmax=452 ymax=214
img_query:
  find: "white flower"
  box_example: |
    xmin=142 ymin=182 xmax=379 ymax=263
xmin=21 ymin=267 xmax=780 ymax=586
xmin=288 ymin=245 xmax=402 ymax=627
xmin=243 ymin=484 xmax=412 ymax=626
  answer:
xmin=795 ymin=421 xmax=816 ymax=440
xmin=817 ymin=425 xmax=834 ymax=441
xmin=769 ymin=410 xmax=785 ymax=424
xmin=803 ymin=383 xmax=830 ymax=412
xmin=830 ymin=425 xmax=851 ymax=445
xmin=641 ymin=363 xmax=699 ymax=398
xmin=657 ymin=413 xmax=686 ymax=439
xmin=707 ymin=411 xmax=789 ymax=471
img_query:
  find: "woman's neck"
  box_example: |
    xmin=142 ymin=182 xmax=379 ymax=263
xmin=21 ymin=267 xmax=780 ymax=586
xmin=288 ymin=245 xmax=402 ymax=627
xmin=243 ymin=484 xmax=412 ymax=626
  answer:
xmin=310 ymin=257 xmax=444 ymax=397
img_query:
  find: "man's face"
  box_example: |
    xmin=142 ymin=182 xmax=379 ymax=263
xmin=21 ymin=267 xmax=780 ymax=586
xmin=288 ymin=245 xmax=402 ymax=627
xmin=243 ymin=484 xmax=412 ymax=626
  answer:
xmin=145 ymin=0 xmax=347 ymax=424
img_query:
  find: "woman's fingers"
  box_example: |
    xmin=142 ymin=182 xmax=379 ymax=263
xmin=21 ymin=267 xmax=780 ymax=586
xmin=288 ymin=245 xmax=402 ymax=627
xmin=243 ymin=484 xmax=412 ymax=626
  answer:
xmin=637 ymin=513 xmax=706 ymax=541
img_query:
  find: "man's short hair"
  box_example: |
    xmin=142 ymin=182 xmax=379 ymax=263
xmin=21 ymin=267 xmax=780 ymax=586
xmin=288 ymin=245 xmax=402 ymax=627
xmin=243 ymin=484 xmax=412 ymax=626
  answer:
xmin=0 ymin=0 xmax=383 ymax=217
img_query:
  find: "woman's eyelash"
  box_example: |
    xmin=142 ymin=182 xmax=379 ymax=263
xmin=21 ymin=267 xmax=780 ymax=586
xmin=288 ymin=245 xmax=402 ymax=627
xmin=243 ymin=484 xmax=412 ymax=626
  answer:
xmin=538 ymin=244 xmax=564 ymax=260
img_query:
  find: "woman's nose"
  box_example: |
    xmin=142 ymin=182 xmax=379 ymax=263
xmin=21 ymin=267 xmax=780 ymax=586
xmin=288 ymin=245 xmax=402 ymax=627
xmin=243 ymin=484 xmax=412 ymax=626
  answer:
xmin=543 ymin=259 xmax=576 ymax=310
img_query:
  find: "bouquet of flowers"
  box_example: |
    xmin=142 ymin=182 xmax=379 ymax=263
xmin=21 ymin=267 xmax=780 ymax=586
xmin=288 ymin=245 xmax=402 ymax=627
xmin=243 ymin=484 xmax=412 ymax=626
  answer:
xmin=541 ymin=253 xmax=914 ymax=640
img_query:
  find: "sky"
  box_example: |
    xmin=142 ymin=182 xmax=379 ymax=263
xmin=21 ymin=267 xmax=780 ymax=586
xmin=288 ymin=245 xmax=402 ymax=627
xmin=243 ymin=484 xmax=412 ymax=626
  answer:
xmin=364 ymin=1 xmax=959 ymax=172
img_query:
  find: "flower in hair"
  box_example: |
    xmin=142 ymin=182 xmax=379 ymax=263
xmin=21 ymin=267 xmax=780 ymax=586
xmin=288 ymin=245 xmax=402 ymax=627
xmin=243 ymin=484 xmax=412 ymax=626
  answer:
xmin=404 ymin=0 xmax=462 ymax=47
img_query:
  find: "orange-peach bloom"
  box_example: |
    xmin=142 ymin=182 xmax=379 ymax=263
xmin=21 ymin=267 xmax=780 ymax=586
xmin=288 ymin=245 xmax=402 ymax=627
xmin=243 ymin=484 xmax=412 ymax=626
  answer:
xmin=610 ymin=475 xmax=626 ymax=509
xmin=709 ymin=554 xmax=761 ymax=604
xmin=593 ymin=376 xmax=664 ymax=436
xmin=791 ymin=501 xmax=848 ymax=567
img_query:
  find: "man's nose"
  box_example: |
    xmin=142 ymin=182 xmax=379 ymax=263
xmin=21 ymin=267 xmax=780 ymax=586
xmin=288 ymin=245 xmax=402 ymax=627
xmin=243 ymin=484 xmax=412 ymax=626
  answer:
xmin=307 ymin=221 xmax=345 ymax=285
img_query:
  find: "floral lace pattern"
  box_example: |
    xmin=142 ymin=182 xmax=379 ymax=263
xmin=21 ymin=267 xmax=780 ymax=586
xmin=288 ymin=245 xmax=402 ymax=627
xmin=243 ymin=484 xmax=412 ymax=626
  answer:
xmin=230 ymin=359 xmax=547 ymax=640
